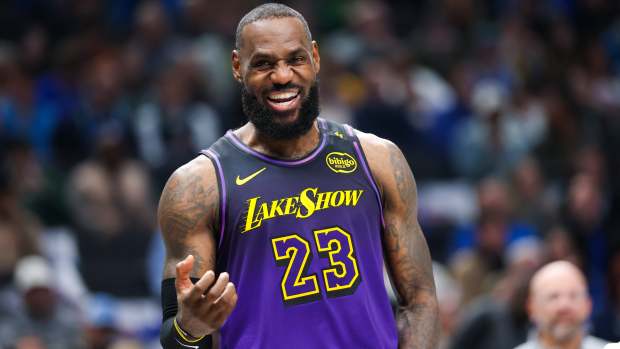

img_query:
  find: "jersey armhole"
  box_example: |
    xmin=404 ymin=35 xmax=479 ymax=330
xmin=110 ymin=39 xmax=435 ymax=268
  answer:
xmin=200 ymin=149 xmax=227 ymax=250
xmin=343 ymin=124 xmax=385 ymax=229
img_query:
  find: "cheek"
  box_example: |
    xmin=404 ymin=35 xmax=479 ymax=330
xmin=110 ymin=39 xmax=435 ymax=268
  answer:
xmin=244 ymin=77 xmax=264 ymax=96
xmin=575 ymin=301 xmax=591 ymax=319
xmin=299 ymin=68 xmax=317 ymax=83
xmin=532 ymin=304 xmax=554 ymax=323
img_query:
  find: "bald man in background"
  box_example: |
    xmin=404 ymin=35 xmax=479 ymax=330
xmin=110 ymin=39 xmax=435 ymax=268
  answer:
xmin=514 ymin=261 xmax=608 ymax=349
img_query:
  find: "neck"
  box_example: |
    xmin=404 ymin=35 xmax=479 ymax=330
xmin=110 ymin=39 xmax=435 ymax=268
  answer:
xmin=235 ymin=120 xmax=320 ymax=159
xmin=538 ymin=330 xmax=584 ymax=349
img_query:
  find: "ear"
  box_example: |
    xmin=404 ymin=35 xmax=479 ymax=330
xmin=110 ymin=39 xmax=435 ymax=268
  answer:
xmin=311 ymin=41 xmax=320 ymax=74
xmin=584 ymin=296 xmax=593 ymax=318
xmin=232 ymin=50 xmax=242 ymax=83
xmin=525 ymin=296 xmax=536 ymax=322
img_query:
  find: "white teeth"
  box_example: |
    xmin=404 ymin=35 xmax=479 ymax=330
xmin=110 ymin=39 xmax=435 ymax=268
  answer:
xmin=269 ymin=91 xmax=298 ymax=101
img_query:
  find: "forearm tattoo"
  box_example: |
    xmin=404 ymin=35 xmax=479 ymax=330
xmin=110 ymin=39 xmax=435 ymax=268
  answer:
xmin=383 ymin=144 xmax=439 ymax=349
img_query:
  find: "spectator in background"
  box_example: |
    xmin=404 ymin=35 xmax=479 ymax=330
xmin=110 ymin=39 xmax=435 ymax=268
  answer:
xmin=180 ymin=0 xmax=237 ymax=111
xmin=0 ymin=256 xmax=86 ymax=349
xmin=66 ymin=125 xmax=160 ymax=343
xmin=593 ymin=248 xmax=620 ymax=342
xmin=132 ymin=59 xmax=221 ymax=188
xmin=0 ymin=59 xmax=61 ymax=164
xmin=450 ymin=177 xmax=538 ymax=304
xmin=433 ymin=262 xmax=463 ymax=349
xmin=569 ymin=41 xmax=620 ymax=117
xmin=511 ymin=157 xmax=558 ymax=232
xmin=574 ymin=145 xmax=607 ymax=189
xmin=448 ymin=237 xmax=542 ymax=349
xmin=75 ymin=50 xmax=132 ymax=157
xmin=451 ymin=79 xmax=544 ymax=180
xmin=543 ymin=226 xmax=581 ymax=266
xmin=419 ymin=61 xmax=476 ymax=179
xmin=354 ymin=55 xmax=424 ymax=174
xmin=321 ymin=0 xmax=400 ymax=68
xmin=128 ymin=0 xmax=185 ymax=78
xmin=0 ymin=146 xmax=41 ymax=287
xmin=563 ymin=172 xmax=610 ymax=315
xmin=514 ymin=260 xmax=608 ymax=349
xmin=37 ymin=37 xmax=91 ymax=170
xmin=451 ymin=212 xmax=510 ymax=305
xmin=66 ymin=126 xmax=155 ymax=299
xmin=1 ymin=137 xmax=70 ymax=227
xmin=533 ymin=86 xmax=581 ymax=181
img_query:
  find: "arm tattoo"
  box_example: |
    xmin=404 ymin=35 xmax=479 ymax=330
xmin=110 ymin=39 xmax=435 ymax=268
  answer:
xmin=383 ymin=144 xmax=439 ymax=349
xmin=186 ymin=246 xmax=215 ymax=276
xmin=159 ymin=167 xmax=218 ymax=275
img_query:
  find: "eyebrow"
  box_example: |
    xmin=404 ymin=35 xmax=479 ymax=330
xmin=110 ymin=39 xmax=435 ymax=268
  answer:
xmin=249 ymin=53 xmax=275 ymax=62
xmin=287 ymin=49 xmax=308 ymax=57
xmin=248 ymin=47 xmax=309 ymax=62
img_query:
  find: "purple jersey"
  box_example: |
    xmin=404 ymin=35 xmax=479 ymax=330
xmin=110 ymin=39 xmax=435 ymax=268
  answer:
xmin=202 ymin=119 xmax=397 ymax=348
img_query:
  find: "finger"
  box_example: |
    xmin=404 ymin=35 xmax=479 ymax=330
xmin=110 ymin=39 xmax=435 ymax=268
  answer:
xmin=205 ymin=272 xmax=230 ymax=303
xmin=175 ymin=255 xmax=194 ymax=292
xmin=214 ymin=282 xmax=237 ymax=306
xmin=212 ymin=284 xmax=238 ymax=326
xmin=188 ymin=270 xmax=216 ymax=301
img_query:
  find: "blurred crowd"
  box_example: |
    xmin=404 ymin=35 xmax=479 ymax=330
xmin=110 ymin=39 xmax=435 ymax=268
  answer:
xmin=0 ymin=0 xmax=619 ymax=348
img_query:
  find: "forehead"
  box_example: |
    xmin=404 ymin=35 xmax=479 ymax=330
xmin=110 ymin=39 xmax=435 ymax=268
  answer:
xmin=531 ymin=266 xmax=586 ymax=298
xmin=240 ymin=17 xmax=310 ymax=57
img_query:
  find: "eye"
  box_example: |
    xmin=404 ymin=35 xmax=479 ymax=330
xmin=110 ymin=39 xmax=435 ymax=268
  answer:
xmin=290 ymin=56 xmax=306 ymax=64
xmin=252 ymin=60 xmax=272 ymax=69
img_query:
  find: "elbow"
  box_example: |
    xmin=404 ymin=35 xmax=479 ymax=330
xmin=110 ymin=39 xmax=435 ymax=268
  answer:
xmin=398 ymin=286 xmax=439 ymax=313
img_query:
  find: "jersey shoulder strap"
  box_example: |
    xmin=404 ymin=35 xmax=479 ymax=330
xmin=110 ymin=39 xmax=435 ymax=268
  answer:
xmin=201 ymin=132 xmax=236 ymax=160
xmin=319 ymin=118 xmax=359 ymax=145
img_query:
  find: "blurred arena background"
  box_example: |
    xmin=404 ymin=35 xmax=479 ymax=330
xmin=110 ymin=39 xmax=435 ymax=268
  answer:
xmin=0 ymin=0 xmax=619 ymax=348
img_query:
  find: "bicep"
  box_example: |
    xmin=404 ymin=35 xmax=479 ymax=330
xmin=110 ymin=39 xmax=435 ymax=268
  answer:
xmin=158 ymin=158 xmax=219 ymax=279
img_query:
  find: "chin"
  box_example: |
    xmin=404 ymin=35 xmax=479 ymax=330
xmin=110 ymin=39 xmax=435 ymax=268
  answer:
xmin=550 ymin=323 xmax=581 ymax=343
xmin=270 ymin=110 xmax=301 ymax=123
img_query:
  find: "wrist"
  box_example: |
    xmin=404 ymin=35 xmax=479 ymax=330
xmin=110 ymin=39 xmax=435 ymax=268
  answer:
xmin=173 ymin=317 xmax=206 ymax=343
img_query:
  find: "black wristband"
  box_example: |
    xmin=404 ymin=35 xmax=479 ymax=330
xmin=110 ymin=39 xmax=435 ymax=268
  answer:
xmin=160 ymin=278 xmax=212 ymax=349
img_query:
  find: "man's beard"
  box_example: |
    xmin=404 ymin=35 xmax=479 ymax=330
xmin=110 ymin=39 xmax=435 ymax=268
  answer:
xmin=241 ymin=81 xmax=320 ymax=140
xmin=544 ymin=318 xmax=583 ymax=343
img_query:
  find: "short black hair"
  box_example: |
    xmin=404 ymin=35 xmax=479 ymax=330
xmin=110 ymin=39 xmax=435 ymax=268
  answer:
xmin=235 ymin=3 xmax=312 ymax=50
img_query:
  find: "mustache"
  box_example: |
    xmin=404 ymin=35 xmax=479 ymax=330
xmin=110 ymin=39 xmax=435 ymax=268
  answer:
xmin=268 ymin=83 xmax=304 ymax=93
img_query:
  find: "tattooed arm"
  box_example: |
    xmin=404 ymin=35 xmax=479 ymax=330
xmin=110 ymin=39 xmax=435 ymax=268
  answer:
xmin=358 ymin=132 xmax=440 ymax=349
xmin=159 ymin=155 xmax=237 ymax=339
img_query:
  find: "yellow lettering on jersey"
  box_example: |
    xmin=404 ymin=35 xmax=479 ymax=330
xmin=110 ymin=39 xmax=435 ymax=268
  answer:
xmin=257 ymin=202 xmax=270 ymax=220
xmin=244 ymin=196 xmax=262 ymax=232
xmin=269 ymin=198 xmax=286 ymax=218
xmin=345 ymin=190 xmax=363 ymax=206
xmin=284 ymin=197 xmax=299 ymax=215
xmin=296 ymin=187 xmax=317 ymax=219
xmin=315 ymin=191 xmax=332 ymax=210
xmin=330 ymin=191 xmax=345 ymax=207
xmin=242 ymin=188 xmax=365 ymax=233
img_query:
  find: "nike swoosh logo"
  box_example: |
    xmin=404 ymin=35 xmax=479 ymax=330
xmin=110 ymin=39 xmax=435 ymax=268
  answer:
xmin=235 ymin=167 xmax=267 ymax=186
xmin=176 ymin=339 xmax=199 ymax=349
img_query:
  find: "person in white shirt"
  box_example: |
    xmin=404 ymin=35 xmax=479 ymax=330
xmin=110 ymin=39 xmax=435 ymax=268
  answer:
xmin=514 ymin=260 xmax=608 ymax=349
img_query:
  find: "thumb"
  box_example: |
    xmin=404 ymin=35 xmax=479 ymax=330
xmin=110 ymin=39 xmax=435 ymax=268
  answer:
xmin=175 ymin=255 xmax=194 ymax=293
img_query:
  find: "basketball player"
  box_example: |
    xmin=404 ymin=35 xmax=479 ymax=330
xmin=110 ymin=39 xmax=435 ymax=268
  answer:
xmin=159 ymin=4 xmax=439 ymax=348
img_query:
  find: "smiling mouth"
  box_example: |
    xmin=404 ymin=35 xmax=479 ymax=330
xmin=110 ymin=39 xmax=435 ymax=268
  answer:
xmin=265 ymin=90 xmax=301 ymax=113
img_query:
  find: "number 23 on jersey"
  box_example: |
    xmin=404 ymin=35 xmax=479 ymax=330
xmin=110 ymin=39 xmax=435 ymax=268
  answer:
xmin=271 ymin=226 xmax=361 ymax=305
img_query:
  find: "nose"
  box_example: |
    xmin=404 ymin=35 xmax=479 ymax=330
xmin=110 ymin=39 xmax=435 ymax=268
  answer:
xmin=554 ymin=292 xmax=581 ymax=314
xmin=556 ymin=298 xmax=573 ymax=313
xmin=270 ymin=61 xmax=293 ymax=85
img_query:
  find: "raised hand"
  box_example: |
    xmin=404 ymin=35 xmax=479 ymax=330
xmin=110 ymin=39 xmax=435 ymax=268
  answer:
xmin=175 ymin=255 xmax=238 ymax=338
